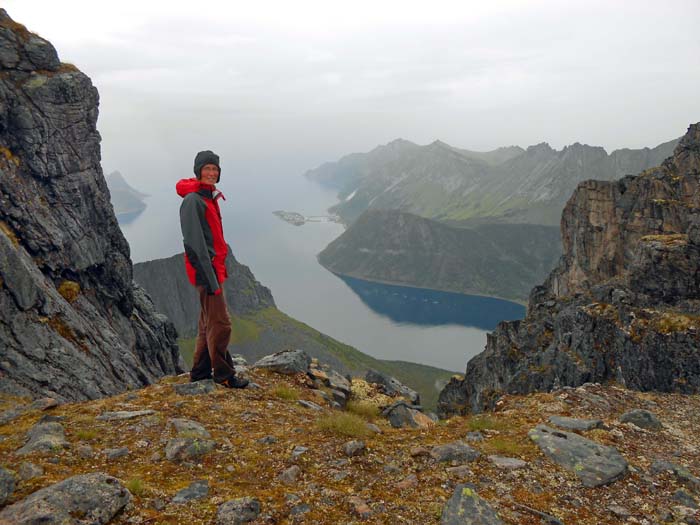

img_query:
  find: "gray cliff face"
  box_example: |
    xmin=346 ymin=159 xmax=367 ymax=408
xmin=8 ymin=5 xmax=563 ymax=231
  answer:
xmin=0 ymin=10 xmax=183 ymax=402
xmin=438 ymin=123 xmax=700 ymax=418
xmin=133 ymin=249 xmax=276 ymax=337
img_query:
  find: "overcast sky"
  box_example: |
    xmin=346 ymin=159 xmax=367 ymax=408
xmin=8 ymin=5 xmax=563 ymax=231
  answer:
xmin=5 ymin=0 xmax=700 ymax=187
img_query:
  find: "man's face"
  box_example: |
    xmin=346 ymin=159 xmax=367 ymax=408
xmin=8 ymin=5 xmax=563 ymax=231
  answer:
xmin=200 ymin=164 xmax=219 ymax=185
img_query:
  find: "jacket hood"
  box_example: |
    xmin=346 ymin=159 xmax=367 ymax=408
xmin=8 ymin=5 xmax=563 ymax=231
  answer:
xmin=176 ymin=178 xmax=216 ymax=198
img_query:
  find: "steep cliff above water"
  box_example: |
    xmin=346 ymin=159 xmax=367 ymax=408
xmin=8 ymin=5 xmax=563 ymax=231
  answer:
xmin=105 ymin=171 xmax=148 ymax=224
xmin=0 ymin=10 xmax=182 ymax=402
xmin=318 ymin=209 xmax=561 ymax=303
xmin=439 ymin=123 xmax=700 ymax=417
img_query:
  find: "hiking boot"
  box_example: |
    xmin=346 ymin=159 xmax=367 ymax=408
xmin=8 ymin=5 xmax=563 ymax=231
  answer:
xmin=215 ymin=374 xmax=249 ymax=389
xmin=190 ymin=373 xmax=212 ymax=383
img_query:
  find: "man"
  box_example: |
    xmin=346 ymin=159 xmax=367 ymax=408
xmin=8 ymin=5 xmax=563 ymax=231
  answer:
xmin=176 ymin=150 xmax=249 ymax=388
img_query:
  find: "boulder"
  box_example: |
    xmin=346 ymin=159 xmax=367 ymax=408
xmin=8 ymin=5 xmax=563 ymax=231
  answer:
xmin=165 ymin=438 xmax=216 ymax=462
xmin=173 ymin=480 xmax=209 ymax=503
xmin=548 ymin=415 xmax=604 ymax=432
xmin=619 ymin=409 xmax=662 ymax=430
xmin=169 ymin=418 xmax=211 ymax=438
xmin=173 ymin=380 xmax=216 ymax=396
xmin=216 ymin=497 xmax=261 ymax=524
xmin=365 ymin=369 xmax=419 ymax=404
xmin=431 ymin=442 xmax=480 ymax=463
xmin=96 ymin=410 xmax=155 ymax=421
xmin=343 ymin=440 xmax=366 ymax=457
xmin=441 ymin=484 xmax=503 ymax=525
xmin=0 ymin=472 xmax=131 ymax=524
xmin=382 ymin=401 xmax=434 ymax=429
xmin=254 ymin=349 xmax=311 ymax=375
xmin=529 ymin=425 xmax=628 ymax=487
xmin=16 ymin=422 xmax=68 ymax=455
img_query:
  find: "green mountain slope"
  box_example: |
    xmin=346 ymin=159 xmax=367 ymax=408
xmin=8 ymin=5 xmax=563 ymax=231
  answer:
xmin=305 ymin=137 xmax=678 ymax=226
xmin=318 ymin=209 xmax=562 ymax=303
xmin=134 ymin=254 xmax=454 ymax=410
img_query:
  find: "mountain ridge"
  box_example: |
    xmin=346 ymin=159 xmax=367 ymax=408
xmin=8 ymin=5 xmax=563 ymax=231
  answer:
xmin=305 ymin=135 xmax=679 ymax=225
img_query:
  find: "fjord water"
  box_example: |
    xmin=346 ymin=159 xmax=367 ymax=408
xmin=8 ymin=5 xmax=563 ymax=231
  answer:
xmin=120 ymin=167 xmax=525 ymax=372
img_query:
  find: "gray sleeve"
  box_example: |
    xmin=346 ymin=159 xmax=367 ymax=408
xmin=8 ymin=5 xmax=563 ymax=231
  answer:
xmin=180 ymin=195 xmax=220 ymax=294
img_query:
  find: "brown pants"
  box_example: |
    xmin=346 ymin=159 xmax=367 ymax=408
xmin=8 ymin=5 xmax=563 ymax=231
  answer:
xmin=190 ymin=286 xmax=235 ymax=381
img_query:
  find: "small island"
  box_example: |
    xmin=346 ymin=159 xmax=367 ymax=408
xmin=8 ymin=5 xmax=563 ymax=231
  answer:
xmin=273 ymin=210 xmax=341 ymax=226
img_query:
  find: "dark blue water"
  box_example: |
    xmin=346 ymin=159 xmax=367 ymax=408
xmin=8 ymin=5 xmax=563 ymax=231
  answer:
xmin=119 ymin=166 xmax=524 ymax=372
xmin=336 ymin=275 xmax=524 ymax=329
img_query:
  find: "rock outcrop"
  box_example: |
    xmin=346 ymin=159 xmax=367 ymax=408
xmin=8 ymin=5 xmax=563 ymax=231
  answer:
xmin=0 ymin=10 xmax=183 ymax=401
xmin=439 ymin=123 xmax=700 ymax=417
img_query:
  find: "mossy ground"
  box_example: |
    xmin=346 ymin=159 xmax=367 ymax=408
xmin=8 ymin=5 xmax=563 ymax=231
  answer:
xmin=1 ymin=378 xmax=698 ymax=524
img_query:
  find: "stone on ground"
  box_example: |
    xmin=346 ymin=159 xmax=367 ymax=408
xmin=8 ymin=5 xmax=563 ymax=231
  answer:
xmin=173 ymin=479 xmax=209 ymax=503
xmin=173 ymin=380 xmax=216 ymax=396
xmin=0 ymin=467 xmax=15 ymax=506
xmin=96 ymin=409 xmax=155 ymax=421
xmin=165 ymin=438 xmax=217 ymax=462
xmin=431 ymin=442 xmax=480 ymax=463
xmin=253 ymin=349 xmax=311 ymax=375
xmin=169 ymin=418 xmax=211 ymax=438
xmin=441 ymin=484 xmax=504 ymax=525
xmin=619 ymin=409 xmax=662 ymax=430
xmin=216 ymin=497 xmax=261 ymax=524
xmin=16 ymin=422 xmax=69 ymax=455
xmin=529 ymin=424 xmax=628 ymax=487
xmin=548 ymin=415 xmax=604 ymax=431
xmin=0 ymin=472 xmax=131 ymax=525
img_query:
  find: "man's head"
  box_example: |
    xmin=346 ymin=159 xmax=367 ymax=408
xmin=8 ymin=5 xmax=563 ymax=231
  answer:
xmin=193 ymin=150 xmax=221 ymax=183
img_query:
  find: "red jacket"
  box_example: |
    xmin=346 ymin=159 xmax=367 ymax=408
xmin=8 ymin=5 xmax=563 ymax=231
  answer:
xmin=176 ymin=178 xmax=228 ymax=294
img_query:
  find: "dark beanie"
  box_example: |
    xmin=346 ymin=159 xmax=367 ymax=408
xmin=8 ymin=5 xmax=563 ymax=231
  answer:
xmin=193 ymin=150 xmax=221 ymax=182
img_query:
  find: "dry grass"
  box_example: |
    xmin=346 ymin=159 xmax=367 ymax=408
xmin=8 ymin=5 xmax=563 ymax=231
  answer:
xmin=272 ymin=384 xmax=299 ymax=401
xmin=315 ymin=412 xmax=372 ymax=438
xmin=345 ymin=400 xmax=380 ymax=421
xmin=57 ymin=280 xmax=80 ymax=303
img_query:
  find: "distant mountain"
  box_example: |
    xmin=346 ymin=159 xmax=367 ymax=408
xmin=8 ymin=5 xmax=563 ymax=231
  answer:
xmin=133 ymin=250 xmax=454 ymax=409
xmin=305 ymin=137 xmax=678 ymax=226
xmin=318 ymin=209 xmax=561 ymax=303
xmin=106 ymin=171 xmax=148 ymax=223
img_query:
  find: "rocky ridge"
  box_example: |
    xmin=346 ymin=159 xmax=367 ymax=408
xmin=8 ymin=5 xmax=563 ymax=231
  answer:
xmin=0 ymin=362 xmax=698 ymax=524
xmin=305 ymin=134 xmax=678 ymax=226
xmin=0 ymin=9 xmax=183 ymax=401
xmin=438 ymin=123 xmax=700 ymax=417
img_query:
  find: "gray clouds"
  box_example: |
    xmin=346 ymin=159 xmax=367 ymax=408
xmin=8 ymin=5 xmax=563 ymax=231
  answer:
xmin=5 ymin=0 xmax=700 ymax=185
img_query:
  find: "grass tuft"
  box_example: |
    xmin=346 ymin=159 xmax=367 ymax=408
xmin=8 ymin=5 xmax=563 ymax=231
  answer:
xmin=315 ymin=412 xmax=372 ymax=438
xmin=466 ymin=414 xmax=510 ymax=432
xmin=346 ymin=400 xmax=380 ymax=421
xmin=125 ymin=478 xmax=146 ymax=496
xmin=272 ymin=385 xmax=299 ymax=401
xmin=75 ymin=429 xmax=97 ymax=441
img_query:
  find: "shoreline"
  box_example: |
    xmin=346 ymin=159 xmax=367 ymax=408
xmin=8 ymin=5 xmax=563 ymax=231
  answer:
xmin=316 ymin=256 xmax=528 ymax=308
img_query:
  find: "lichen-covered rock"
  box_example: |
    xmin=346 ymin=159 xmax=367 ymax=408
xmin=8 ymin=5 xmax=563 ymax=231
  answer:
xmin=172 ymin=479 xmax=208 ymax=503
xmin=173 ymin=380 xmax=215 ymax=396
xmin=548 ymin=415 xmax=604 ymax=431
xmin=169 ymin=418 xmax=211 ymax=438
xmin=216 ymin=497 xmax=261 ymax=524
xmin=165 ymin=437 xmax=216 ymax=462
xmin=430 ymin=442 xmax=480 ymax=463
xmin=253 ymin=349 xmax=311 ymax=375
xmin=382 ymin=400 xmax=435 ymax=429
xmin=0 ymin=466 xmax=15 ymax=506
xmin=0 ymin=9 xmax=183 ymax=402
xmin=16 ymin=421 xmax=68 ymax=455
xmin=0 ymin=472 xmax=131 ymax=524
xmin=365 ymin=369 xmax=419 ymax=404
xmin=440 ymin=484 xmax=503 ymax=525
xmin=619 ymin=409 xmax=662 ymax=430
xmin=529 ymin=425 xmax=628 ymax=487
